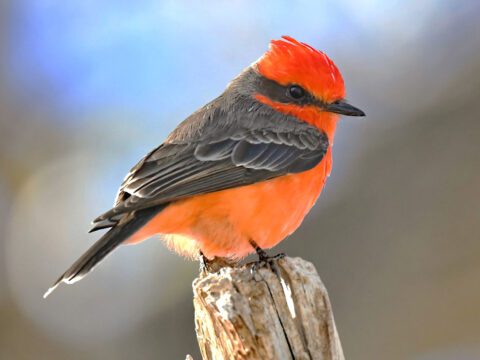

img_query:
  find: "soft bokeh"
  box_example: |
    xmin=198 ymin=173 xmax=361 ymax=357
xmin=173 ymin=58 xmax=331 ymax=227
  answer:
xmin=1 ymin=1 xmax=479 ymax=359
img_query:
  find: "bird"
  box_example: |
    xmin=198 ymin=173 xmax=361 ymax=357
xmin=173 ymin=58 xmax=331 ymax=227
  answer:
xmin=44 ymin=36 xmax=365 ymax=298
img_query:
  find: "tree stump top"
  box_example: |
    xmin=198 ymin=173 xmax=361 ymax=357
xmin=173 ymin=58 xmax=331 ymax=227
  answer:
xmin=192 ymin=257 xmax=344 ymax=360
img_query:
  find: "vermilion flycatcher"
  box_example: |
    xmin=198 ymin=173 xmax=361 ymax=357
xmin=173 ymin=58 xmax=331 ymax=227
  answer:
xmin=44 ymin=36 xmax=364 ymax=298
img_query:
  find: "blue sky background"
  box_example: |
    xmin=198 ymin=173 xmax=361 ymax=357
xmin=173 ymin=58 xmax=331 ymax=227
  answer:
xmin=7 ymin=0 xmax=459 ymax=124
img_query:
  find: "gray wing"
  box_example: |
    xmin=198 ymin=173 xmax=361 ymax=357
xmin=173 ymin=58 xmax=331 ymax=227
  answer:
xmin=90 ymin=126 xmax=329 ymax=231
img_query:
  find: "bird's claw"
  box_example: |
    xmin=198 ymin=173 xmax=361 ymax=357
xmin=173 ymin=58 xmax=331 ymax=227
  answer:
xmin=249 ymin=254 xmax=285 ymax=276
xmin=248 ymin=239 xmax=286 ymax=275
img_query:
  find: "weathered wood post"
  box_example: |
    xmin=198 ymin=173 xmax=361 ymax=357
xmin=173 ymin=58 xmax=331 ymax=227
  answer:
xmin=191 ymin=257 xmax=344 ymax=360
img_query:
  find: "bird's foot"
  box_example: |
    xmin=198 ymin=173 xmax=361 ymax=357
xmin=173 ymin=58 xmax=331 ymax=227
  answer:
xmin=248 ymin=240 xmax=286 ymax=273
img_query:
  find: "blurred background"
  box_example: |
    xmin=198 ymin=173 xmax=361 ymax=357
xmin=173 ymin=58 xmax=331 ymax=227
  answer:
xmin=1 ymin=1 xmax=479 ymax=359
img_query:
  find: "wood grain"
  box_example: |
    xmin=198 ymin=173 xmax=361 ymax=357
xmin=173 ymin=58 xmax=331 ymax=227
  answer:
xmin=192 ymin=257 xmax=344 ymax=360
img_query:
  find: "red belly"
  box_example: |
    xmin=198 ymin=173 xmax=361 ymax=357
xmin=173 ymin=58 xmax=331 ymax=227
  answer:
xmin=127 ymin=150 xmax=332 ymax=259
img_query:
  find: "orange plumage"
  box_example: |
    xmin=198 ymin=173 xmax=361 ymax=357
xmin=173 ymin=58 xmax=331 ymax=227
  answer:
xmin=128 ymin=136 xmax=333 ymax=259
xmin=127 ymin=37 xmax=343 ymax=259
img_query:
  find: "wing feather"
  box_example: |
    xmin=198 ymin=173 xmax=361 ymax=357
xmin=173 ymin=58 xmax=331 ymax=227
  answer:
xmin=91 ymin=127 xmax=328 ymax=230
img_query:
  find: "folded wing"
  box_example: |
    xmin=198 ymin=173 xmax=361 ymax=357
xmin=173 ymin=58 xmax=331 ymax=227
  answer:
xmin=91 ymin=126 xmax=328 ymax=231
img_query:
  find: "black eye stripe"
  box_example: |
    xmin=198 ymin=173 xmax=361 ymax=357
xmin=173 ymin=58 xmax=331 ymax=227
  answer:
xmin=255 ymin=73 xmax=324 ymax=107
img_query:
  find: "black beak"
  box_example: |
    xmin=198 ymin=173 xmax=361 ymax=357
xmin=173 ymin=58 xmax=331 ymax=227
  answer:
xmin=326 ymin=100 xmax=365 ymax=117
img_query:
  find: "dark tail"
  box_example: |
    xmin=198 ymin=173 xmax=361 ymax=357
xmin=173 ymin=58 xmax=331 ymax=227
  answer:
xmin=44 ymin=205 xmax=164 ymax=298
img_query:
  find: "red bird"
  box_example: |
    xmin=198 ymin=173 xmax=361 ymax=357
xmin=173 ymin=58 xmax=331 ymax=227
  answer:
xmin=44 ymin=36 xmax=364 ymax=298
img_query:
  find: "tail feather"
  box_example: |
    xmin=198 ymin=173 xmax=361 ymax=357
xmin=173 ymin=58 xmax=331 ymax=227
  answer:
xmin=44 ymin=205 xmax=164 ymax=298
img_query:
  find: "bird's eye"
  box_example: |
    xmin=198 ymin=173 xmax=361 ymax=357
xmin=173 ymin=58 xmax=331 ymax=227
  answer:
xmin=288 ymin=85 xmax=305 ymax=99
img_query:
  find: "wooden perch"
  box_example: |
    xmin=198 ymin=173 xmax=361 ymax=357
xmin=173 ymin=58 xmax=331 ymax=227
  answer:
xmin=191 ymin=257 xmax=344 ymax=360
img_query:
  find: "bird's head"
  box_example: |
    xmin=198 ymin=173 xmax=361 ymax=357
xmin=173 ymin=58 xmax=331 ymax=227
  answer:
xmin=245 ymin=36 xmax=365 ymax=139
